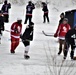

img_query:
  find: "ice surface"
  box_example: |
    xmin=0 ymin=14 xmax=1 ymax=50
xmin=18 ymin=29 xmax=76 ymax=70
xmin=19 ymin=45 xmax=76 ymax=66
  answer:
xmin=0 ymin=2 xmax=76 ymax=75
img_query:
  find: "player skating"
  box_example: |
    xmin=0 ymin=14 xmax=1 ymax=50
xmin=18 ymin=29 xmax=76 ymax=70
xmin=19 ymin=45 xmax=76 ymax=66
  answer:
xmin=42 ymin=2 xmax=49 ymax=23
xmin=10 ymin=18 xmax=22 ymax=53
xmin=1 ymin=0 xmax=11 ymax=23
xmin=0 ymin=10 xmax=5 ymax=44
xmin=24 ymin=1 xmax=35 ymax=25
xmin=54 ymin=18 xmax=71 ymax=55
xmin=20 ymin=22 xmax=34 ymax=59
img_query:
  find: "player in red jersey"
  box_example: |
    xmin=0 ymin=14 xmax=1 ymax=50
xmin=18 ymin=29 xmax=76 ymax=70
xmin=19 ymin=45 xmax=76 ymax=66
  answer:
xmin=10 ymin=18 xmax=22 ymax=53
xmin=54 ymin=18 xmax=71 ymax=55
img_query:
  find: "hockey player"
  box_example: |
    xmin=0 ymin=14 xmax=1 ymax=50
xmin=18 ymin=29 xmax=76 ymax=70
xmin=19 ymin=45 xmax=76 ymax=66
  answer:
xmin=10 ymin=18 xmax=22 ymax=53
xmin=55 ymin=13 xmax=65 ymax=41
xmin=42 ymin=2 xmax=49 ymax=23
xmin=20 ymin=22 xmax=34 ymax=59
xmin=1 ymin=0 xmax=11 ymax=23
xmin=54 ymin=18 xmax=71 ymax=55
xmin=59 ymin=13 xmax=65 ymax=26
xmin=24 ymin=1 xmax=35 ymax=25
xmin=64 ymin=26 xmax=76 ymax=60
xmin=0 ymin=10 xmax=4 ymax=44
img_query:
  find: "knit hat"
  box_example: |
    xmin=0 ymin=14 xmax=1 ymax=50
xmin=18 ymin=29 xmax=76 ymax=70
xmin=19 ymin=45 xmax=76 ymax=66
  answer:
xmin=63 ymin=18 xmax=68 ymax=22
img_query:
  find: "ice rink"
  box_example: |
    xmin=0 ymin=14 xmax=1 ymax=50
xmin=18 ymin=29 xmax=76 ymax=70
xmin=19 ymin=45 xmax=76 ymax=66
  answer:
xmin=0 ymin=2 xmax=76 ymax=75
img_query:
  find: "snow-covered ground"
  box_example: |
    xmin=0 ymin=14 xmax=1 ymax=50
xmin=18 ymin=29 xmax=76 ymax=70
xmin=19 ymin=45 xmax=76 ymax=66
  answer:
xmin=0 ymin=2 xmax=76 ymax=75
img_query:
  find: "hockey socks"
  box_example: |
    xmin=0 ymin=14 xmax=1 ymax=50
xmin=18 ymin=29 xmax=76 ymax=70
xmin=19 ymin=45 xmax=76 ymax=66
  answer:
xmin=24 ymin=46 xmax=30 ymax=59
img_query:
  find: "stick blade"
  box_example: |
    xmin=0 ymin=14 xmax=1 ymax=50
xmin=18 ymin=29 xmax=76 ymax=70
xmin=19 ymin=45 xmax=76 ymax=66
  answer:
xmin=42 ymin=31 xmax=47 ymax=36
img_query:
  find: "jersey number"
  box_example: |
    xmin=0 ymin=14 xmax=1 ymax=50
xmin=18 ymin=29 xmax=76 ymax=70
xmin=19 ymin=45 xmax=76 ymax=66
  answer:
xmin=63 ymin=27 xmax=67 ymax=32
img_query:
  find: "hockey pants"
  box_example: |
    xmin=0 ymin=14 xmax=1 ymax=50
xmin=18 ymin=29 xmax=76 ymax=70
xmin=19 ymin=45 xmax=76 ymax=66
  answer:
xmin=11 ymin=36 xmax=20 ymax=52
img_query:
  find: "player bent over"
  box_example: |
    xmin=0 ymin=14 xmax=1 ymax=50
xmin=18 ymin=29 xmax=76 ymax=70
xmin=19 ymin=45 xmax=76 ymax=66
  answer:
xmin=20 ymin=22 xmax=34 ymax=59
xmin=64 ymin=26 xmax=76 ymax=60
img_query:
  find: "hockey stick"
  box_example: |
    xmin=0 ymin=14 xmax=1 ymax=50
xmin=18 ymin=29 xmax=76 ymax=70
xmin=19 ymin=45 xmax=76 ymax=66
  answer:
xmin=4 ymin=30 xmax=32 ymax=42
xmin=5 ymin=30 xmax=10 ymax=32
xmin=42 ymin=31 xmax=54 ymax=36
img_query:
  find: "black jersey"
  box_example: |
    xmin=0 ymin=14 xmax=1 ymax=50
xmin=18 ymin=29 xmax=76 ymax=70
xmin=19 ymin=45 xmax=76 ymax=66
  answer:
xmin=1 ymin=3 xmax=11 ymax=14
xmin=65 ymin=29 xmax=76 ymax=45
xmin=22 ymin=26 xmax=34 ymax=41
xmin=42 ymin=3 xmax=48 ymax=13
xmin=26 ymin=3 xmax=35 ymax=15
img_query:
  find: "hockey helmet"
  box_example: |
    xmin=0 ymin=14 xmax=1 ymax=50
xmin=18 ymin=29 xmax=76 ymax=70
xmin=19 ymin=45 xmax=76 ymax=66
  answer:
xmin=28 ymin=1 xmax=32 ymax=4
xmin=4 ymin=0 xmax=7 ymax=4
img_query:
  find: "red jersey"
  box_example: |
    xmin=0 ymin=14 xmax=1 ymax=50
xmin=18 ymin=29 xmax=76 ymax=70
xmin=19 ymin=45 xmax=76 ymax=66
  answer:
xmin=55 ymin=24 xmax=71 ymax=37
xmin=11 ymin=22 xmax=22 ymax=38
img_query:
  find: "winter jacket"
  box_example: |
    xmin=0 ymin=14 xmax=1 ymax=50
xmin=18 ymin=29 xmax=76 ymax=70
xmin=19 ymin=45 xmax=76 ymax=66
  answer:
xmin=1 ymin=3 xmax=11 ymax=14
xmin=26 ymin=3 xmax=35 ymax=16
xmin=11 ymin=22 xmax=22 ymax=38
xmin=54 ymin=24 xmax=71 ymax=37
xmin=0 ymin=16 xmax=4 ymax=31
xmin=42 ymin=4 xmax=48 ymax=14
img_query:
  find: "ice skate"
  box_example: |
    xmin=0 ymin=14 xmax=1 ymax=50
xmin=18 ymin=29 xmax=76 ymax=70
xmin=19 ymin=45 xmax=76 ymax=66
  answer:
xmin=24 ymin=55 xmax=30 ymax=59
xmin=58 ymin=52 xmax=61 ymax=55
xmin=58 ymin=50 xmax=62 ymax=55
xmin=11 ymin=50 xmax=15 ymax=54
xmin=63 ymin=56 xmax=66 ymax=60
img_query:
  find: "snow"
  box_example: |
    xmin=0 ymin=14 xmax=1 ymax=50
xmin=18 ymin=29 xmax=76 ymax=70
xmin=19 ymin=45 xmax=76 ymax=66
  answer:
xmin=0 ymin=1 xmax=76 ymax=75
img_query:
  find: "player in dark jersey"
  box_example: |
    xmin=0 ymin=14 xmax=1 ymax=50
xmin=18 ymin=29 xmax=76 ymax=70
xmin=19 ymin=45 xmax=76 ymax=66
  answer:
xmin=42 ymin=2 xmax=49 ymax=23
xmin=24 ymin=1 xmax=35 ymax=25
xmin=64 ymin=26 xmax=76 ymax=60
xmin=21 ymin=22 xmax=34 ymax=59
xmin=1 ymin=0 xmax=11 ymax=22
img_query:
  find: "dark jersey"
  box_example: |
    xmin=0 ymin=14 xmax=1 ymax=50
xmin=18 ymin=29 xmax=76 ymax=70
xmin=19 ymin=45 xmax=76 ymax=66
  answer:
xmin=1 ymin=3 xmax=11 ymax=14
xmin=21 ymin=26 xmax=34 ymax=41
xmin=26 ymin=3 xmax=35 ymax=15
xmin=65 ymin=29 xmax=76 ymax=45
xmin=42 ymin=4 xmax=48 ymax=13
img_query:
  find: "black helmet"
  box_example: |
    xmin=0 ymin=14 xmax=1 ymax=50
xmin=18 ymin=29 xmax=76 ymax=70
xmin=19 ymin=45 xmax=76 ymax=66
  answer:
xmin=4 ymin=0 xmax=7 ymax=4
xmin=42 ymin=2 xmax=45 ymax=5
xmin=28 ymin=1 xmax=32 ymax=4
